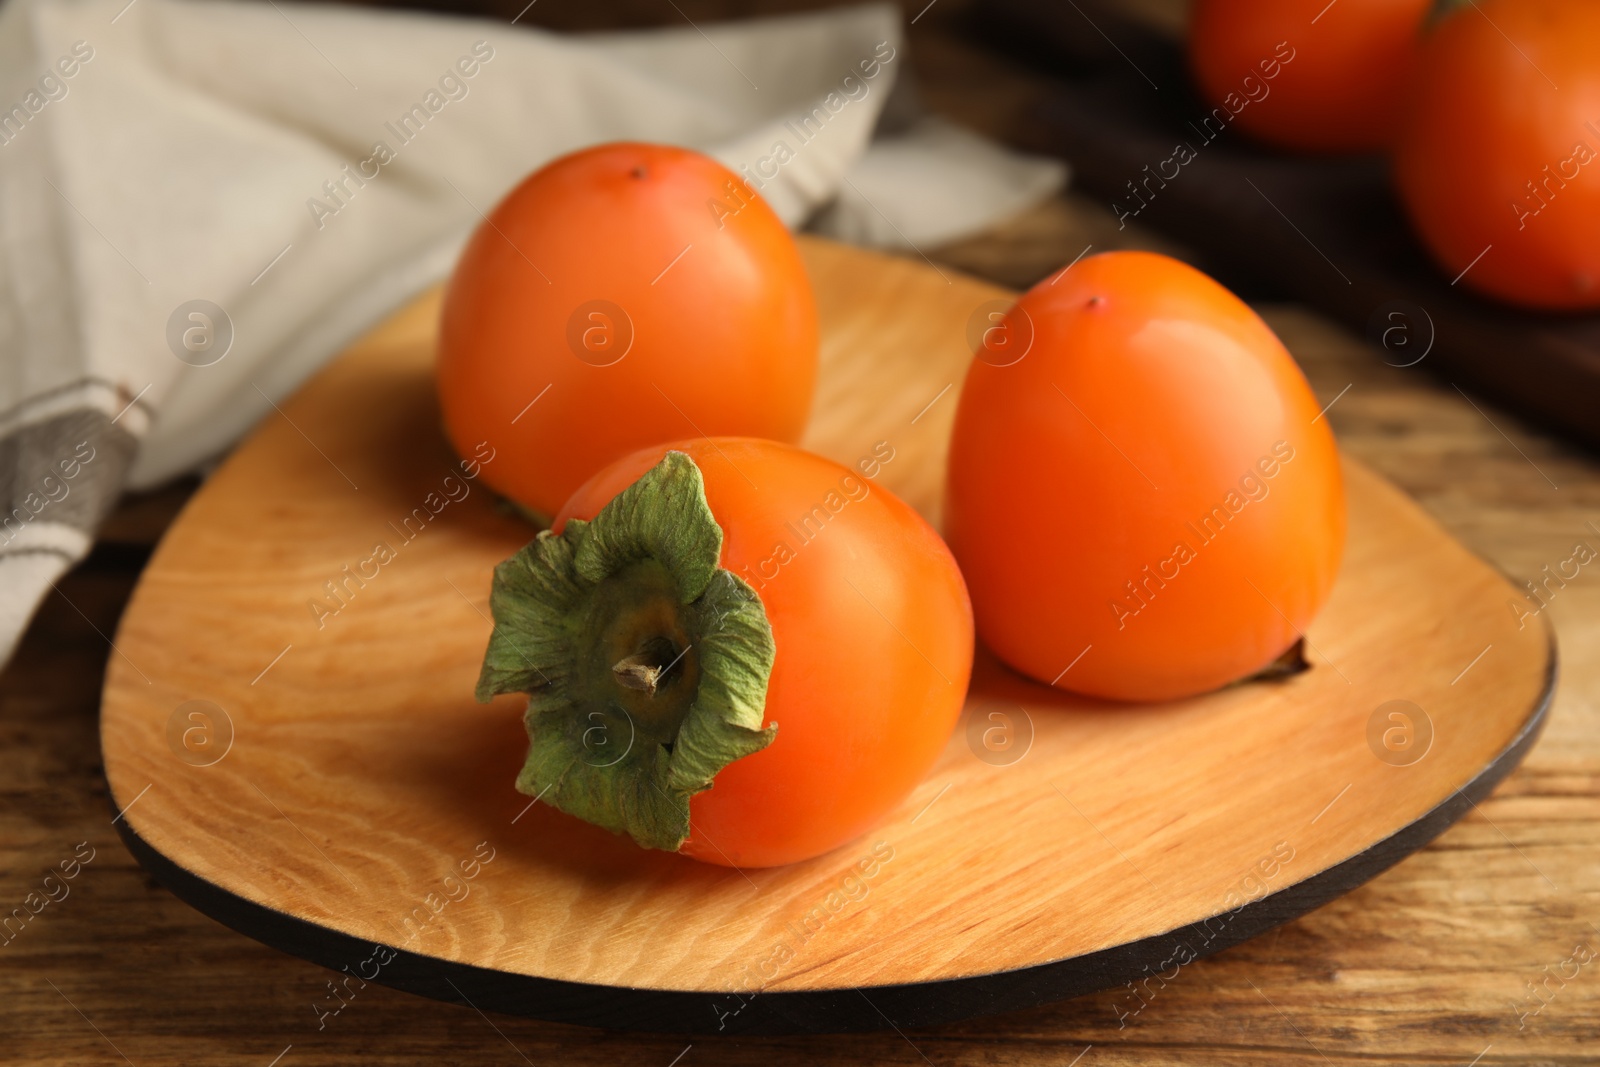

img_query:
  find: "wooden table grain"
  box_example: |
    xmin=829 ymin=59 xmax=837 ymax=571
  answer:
xmin=4 ymin=0 xmax=1597 ymax=1063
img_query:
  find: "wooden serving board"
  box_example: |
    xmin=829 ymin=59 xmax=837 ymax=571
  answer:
xmin=977 ymin=0 xmax=1600 ymax=453
xmin=101 ymin=237 xmax=1553 ymax=1035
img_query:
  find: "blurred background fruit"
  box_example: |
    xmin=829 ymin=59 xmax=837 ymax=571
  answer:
xmin=1394 ymin=0 xmax=1600 ymax=310
xmin=1188 ymin=0 xmax=1431 ymax=154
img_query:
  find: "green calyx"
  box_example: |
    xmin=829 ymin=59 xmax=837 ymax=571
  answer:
xmin=475 ymin=451 xmax=777 ymax=853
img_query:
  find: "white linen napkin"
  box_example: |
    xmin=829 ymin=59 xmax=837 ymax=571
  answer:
xmin=0 ymin=0 xmax=1065 ymax=665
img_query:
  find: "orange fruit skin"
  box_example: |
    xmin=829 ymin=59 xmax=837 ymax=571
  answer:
xmin=437 ymin=143 xmax=818 ymax=519
xmin=945 ymin=252 xmax=1345 ymax=704
xmin=1189 ymin=0 xmax=1430 ymax=154
xmin=1394 ymin=0 xmax=1600 ymax=309
xmin=556 ymin=438 xmax=974 ymax=868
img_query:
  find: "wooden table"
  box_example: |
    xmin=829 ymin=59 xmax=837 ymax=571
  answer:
xmin=5 ymin=0 xmax=1596 ymax=1062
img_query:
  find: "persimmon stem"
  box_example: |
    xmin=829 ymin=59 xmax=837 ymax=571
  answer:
xmin=613 ymin=654 xmax=663 ymax=694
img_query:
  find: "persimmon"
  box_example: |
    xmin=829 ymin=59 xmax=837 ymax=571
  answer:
xmin=1188 ymin=0 xmax=1430 ymax=154
xmin=1394 ymin=0 xmax=1600 ymax=309
xmin=945 ymin=252 xmax=1345 ymax=703
xmin=476 ymin=438 xmax=973 ymax=868
xmin=437 ymin=143 xmax=817 ymax=521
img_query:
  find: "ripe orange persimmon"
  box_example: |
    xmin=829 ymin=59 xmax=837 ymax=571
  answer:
xmin=476 ymin=438 xmax=973 ymax=868
xmin=1188 ymin=0 xmax=1430 ymax=154
xmin=437 ymin=143 xmax=818 ymax=520
xmin=1394 ymin=0 xmax=1600 ymax=309
xmin=945 ymin=252 xmax=1345 ymax=703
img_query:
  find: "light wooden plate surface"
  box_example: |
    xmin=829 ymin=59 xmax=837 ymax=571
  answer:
xmin=101 ymin=237 xmax=1553 ymax=1034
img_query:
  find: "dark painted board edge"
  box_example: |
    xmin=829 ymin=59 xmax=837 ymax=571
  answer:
xmin=107 ymin=635 xmax=1556 ymax=1036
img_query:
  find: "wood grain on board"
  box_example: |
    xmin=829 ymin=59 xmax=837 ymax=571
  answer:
xmin=95 ymin=237 xmax=1549 ymax=1032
